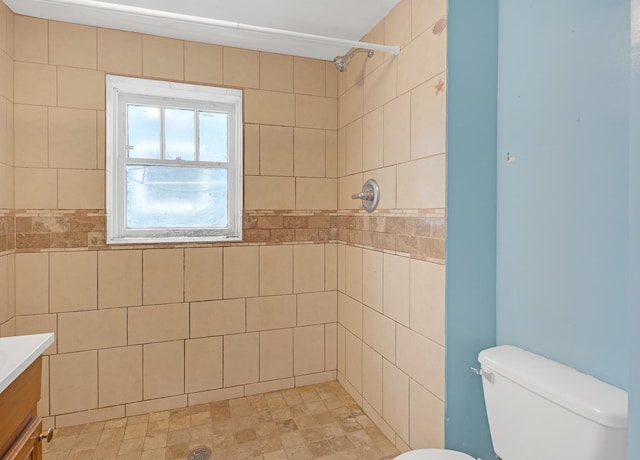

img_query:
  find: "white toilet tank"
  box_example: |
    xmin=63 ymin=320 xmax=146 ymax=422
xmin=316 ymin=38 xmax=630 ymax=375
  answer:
xmin=478 ymin=346 xmax=628 ymax=460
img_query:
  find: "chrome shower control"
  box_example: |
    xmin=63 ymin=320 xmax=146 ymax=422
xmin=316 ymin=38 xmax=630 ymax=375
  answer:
xmin=351 ymin=179 xmax=380 ymax=213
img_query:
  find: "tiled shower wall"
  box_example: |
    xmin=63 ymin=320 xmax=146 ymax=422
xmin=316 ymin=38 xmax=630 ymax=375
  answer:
xmin=8 ymin=13 xmax=340 ymax=429
xmin=335 ymin=0 xmax=448 ymax=452
xmin=0 ymin=3 xmax=15 ymax=337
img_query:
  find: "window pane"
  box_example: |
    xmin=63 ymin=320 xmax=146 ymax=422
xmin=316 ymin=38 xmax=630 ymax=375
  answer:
xmin=165 ymin=108 xmax=195 ymax=161
xmin=199 ymin=111 xmax=228 ymax=162
xmin=127 ymin=105 xmax=161 ymax=159
xmin=126 ymin=165 xmax=228 ymax=228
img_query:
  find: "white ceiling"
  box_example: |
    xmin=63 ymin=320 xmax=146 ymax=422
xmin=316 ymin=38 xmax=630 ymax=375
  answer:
xmin=4 ymin=0 xmax=401 ymax=60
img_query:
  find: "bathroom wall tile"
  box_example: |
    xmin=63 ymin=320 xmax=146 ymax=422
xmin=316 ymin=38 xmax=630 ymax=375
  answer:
xmin=294 ymin=128 xmax=325 ymax=177
xmin=244 ymin=176 xmax=295 ymax=210
xmin=244 ymin=89 xmax=295 ymax=126
xmin=55 ymin=406 xmax=124 ymax=429
xmin=363 ymin=22 xmax=386 ymax=77
xmin=187 ymin=387 xmax=243 ymax=406
xmin=325 ymin=62 xmax=338 ymax=98
xmin=260 ymin=245 xmax=293 ymax=296
xmin=412 ymin=0 xmax=447 ymax=39
xmin=410 ymin=259 xmax=445 ymax=345
xmin=0 ymin=51 xmax=12 ymax=102
xmin=39 ymin=357 xmax=49 ymax=417
xmin=294 ymin=324 xmax=325 ymax=376
xmin=50 ymin=350 xmax=98 ymax=415
xmin=260 ymin=328 xmax=293 ymax=381
xmin=49 ymin=107 xmax=97 ymax=169
xmin=14 ymin=62 xmax=56 ymax=106
xmin=247 ymin=377 xmax=294 ymax=396
xmin=382 ymin=359 xmax=409 ymax=443
xmin=98 ymin=250 xmax=142 ymax=308
xmin=185 ymin=337 xmax=223 ymax=393
xmin=337 ymin=243 xmax=346 ymax=293
xmin=190 ymin=299 xmax=245 ymax=338
xmin=126 ymin=395 xmax=187 ymax=417
xmin=0 ymin=258 xmax=7 ymax=324
xmin=293 ymin=57 xmax=326 ymax=96
xmin=325 ymin=243 xmax=337 ymax=290
xmin=128 ymin=303 xmax=189 ymax=344
xmin=260 ymin=125 xmax=293 ymax=176
xmin=396 ymin=324 xmax=445 ymax=399
xmin=363 ymin=306 xmax=395 ymax=362
xmin=224 ymin=332 xmax=259 ymax=386
xmin=15 ymin=252 xmax=48 ymax=316
xmin=143 ymin=340 xmax=184 ymax=399
xmin=57 ymin=67 xmax=105 ymax=110
xmin=14 ymin=16 xmax=48 ymax=63
xmin=411 ymin=76 xmax=446 ymax=159
xmin=184 ymin=247 xmax=222 ymax=302
xmin=184 ymin=41 xmax=223 ymax=84
xmin=362 ymin=344 xmax=383 ymax=414
xmin=247 ymin=295 xmax=296 ymax=331
xmin=325 ymin=130 xmax=338 ymax=178
xmin=223 ymin=46 xmax=259 ymax=88
xmin=97 ymin=28 xmax=142 ymax=75
xmin=96 ymin=111 xmax=105 ymax=169
xmin=383 ymin=254 xmax=410 ymax=326
xmin=338 ymin=292 xmax=362 ymax=338
xmin=58 ymin=169 xmax=105 ymax=209
xmin=0 ymin=164 xmax=13 ymax=209
xmin=325 ymin=323 xmax=337 ymax=370
xmin=345 ymin=245 xmax=363 ymax=302
xmin=344 ymin=330 xmax=362 ymax=392
xmin=15 ymin=314 xmax=57 ymax=354
xmin=338 ymin=83 xmax=363 ymax=129
xmin=362 ymin=107 xmax=384 ymax=171
xmin=364 ymin=59 xmax=397 ymax=114
xmin=293 ymin=244 xmax=324 ymax=293
xmin=244 ymin=123 xmax=260 ymax=175
xmin=260 ymin=52 xmax=293 ymax=92
xmin=58 ymin=309 xmax=127 ymax=352
xmin=396 ymin=154 xmax=446 ymax=209
xmin=50 ymin=251 xmax=97 ymax=312
xmin=337 ymin=127 xmax=346 ymax=177
xmin=344 ymin=52 xmax=366 ymax=91
xmin=362 ymin=249 xmax=383 ymax=312
xmin=297 ymin=291 xmax=337 ymax=326
xmin=385 ymin=0 xmax=412 ymax=49
xmin=143 ymin=248 xmax=183 ymax=305
xmin=383 ymin=92 xmax=411 ymax=166
xmin=296 ymin=178 xmax=337 ymax=210
xmin=337 ymin=324 xmax=346 ymax=375
xmin=49 ymin=21 xmax=96 ymax=68
xmin=409 ymin=379 xmax=445 ymax=448
xmin=296 ymin=95 xmax=337 ymax=130
xmin=338 ymin=173 xmax=363 ymax=210
xmin=14 ymin=104 xmax=47 ymax=168
xmin=295 ymin=370 xmax=336 ymax=387
xmin=397 ymin=27 xmax=447 ymax=95
xmin=98 ymin=346 xmax=143 ymax=407
xmin=142 ymin=35 xmax=183 ymax=80
xmin=367 ymin=166 xmax=397 ymax=210
xmin=223 ymin=246 xmax=259 ymax=298
xmin=345 ymin=119 xmax=363 ymax=176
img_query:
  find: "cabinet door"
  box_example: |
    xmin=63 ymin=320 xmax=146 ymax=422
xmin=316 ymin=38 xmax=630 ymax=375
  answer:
xmin=2 ymin=418 xmax=42 ymax=460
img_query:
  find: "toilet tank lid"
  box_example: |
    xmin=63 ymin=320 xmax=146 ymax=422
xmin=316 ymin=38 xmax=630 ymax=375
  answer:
xmin=478 ymin=345 xmax=628 ymax=428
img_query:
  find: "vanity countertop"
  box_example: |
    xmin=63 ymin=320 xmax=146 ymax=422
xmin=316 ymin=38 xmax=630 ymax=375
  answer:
xmin=0 ymin=333 xmax=54 ymax=393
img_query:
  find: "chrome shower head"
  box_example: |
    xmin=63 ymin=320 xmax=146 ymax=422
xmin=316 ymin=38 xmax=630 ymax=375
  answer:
xmin=333 ymin=48 xmax=375 ymax=72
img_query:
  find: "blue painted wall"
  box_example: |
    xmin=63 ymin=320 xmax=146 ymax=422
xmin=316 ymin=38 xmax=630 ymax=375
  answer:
xmin=445 ymin=1 xmax=497 ymax=458
xmin=628 ymin=0 xmax=640 ymax=455
xmin=496 ymin=0 xmax=630 ymax=390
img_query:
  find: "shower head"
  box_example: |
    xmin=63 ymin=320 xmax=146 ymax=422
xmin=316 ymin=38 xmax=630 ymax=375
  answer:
xmin=333 ymin=48 xmax=375 ymax=72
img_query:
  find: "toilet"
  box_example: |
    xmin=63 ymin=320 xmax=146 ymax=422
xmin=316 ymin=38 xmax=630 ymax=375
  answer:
xmin=395 ymin=345 xmax=628 ymax=460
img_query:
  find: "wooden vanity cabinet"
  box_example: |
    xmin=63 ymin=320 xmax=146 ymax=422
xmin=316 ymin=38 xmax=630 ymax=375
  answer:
xmin=0 ymin=357 xmax=45 ymax=460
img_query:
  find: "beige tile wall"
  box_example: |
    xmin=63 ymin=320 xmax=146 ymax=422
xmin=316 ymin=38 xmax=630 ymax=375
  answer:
xmin=8 ymin=12 xmax=340 ymax=429
xmin=0 ymin=2 xmax=15 ymax=337
xmin=335 ymin=0 xmax=448 ymax=452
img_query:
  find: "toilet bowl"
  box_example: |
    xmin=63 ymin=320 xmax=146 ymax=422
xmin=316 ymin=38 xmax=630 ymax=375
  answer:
xmin=395 ymin=449 xmax=474 ymax=460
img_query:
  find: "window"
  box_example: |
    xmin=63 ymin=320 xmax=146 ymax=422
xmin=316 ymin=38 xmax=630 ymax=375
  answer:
xmin=106 ymin=75 xmax=242 ymax=244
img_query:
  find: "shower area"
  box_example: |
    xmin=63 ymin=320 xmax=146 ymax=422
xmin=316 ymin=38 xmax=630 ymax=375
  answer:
xmin=0 ymin=0 xmax=449 ymax=457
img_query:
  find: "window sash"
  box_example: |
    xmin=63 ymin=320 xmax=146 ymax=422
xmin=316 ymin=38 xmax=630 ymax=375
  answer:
xmin=106 ymin=75 xmax=243 ymax=244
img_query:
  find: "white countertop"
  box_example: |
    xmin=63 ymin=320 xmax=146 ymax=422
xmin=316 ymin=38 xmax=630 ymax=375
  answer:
xmin=0 ymin=333 xmax=55 ymax=394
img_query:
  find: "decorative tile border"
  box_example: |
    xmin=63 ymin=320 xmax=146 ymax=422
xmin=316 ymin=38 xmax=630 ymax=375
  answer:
xmin=0 ymin=211 xmax=15 ymax=254
xmin=12 ymin=209 xmax=446 ymax=262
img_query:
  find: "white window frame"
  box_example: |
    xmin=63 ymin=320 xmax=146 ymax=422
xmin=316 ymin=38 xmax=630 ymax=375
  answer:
xmin=106 ymin=75 xmax=243 ymax=244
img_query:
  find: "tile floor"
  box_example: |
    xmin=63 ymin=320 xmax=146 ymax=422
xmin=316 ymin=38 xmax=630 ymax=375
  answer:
xmin=43 ymin=381 xmax=401 ymax=460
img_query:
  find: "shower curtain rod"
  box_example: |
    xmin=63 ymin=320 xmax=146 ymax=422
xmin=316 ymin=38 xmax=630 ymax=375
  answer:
xmin=39 ymin=0 xmax=401 ymax=56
